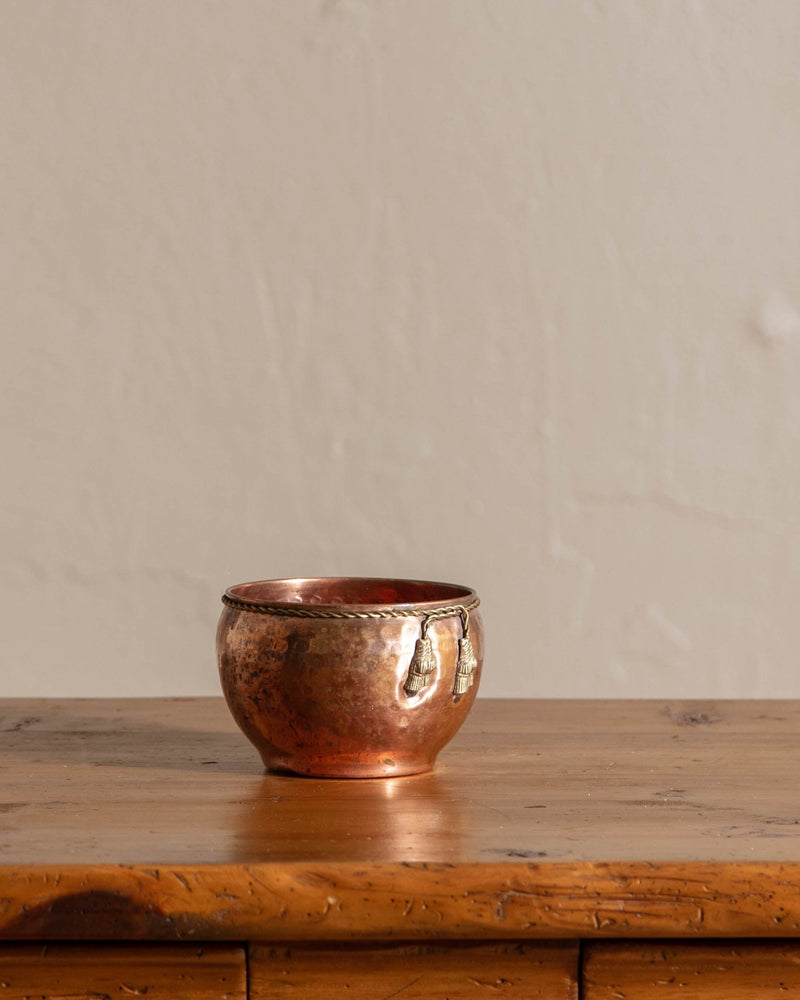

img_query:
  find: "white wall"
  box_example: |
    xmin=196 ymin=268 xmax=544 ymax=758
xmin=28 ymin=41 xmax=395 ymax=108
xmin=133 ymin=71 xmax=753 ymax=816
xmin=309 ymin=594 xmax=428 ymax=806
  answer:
xmin=3 ymin=1 xmax=800 ymax=698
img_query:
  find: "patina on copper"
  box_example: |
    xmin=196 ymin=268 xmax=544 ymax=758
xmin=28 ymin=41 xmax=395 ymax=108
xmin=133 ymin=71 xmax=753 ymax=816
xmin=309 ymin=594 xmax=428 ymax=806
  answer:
xmin=216 ymin=577 xmax=484 ymax=778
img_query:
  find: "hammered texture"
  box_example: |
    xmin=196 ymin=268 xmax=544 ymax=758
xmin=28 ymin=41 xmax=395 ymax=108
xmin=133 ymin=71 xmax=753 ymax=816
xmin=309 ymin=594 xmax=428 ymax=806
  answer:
xmin=217 ymin=605 xmax=483 ymax=777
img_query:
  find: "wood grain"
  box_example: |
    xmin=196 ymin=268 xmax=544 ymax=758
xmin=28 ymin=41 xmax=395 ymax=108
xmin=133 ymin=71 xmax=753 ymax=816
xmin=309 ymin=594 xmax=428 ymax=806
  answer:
xmin=584 ymin=941 xmax=800 ymax=998
xmin=0 ymin=944 xmax=245 ymax=1000
xmin=2 ymin=698 xmax=799 ymax=865
xmin=250 ymin=942 xmax=579 ymax=1000
xmin=3 ymin=861 xmax=800 ymax=941
xmin=2 ymin=699 xmax=800 ymax=940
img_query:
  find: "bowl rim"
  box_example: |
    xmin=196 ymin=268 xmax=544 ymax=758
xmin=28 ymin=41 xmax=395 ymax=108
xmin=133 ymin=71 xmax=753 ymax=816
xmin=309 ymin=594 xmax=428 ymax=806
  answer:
xmin=223 ymin=576 xmax=478 ymax=612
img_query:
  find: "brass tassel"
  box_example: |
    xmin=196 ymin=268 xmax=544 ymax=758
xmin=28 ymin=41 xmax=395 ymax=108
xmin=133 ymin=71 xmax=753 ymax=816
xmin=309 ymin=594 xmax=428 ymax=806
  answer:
xmin=453 ymin=608 xmax=477 ymax=698
xmin=403 ymin=617 xmax=436 ymax=696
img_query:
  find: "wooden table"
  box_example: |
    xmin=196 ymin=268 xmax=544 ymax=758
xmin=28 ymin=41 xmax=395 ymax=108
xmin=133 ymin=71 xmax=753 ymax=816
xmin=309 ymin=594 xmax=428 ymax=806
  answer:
xmin=1 ymin=698 xmax=800 ymax=998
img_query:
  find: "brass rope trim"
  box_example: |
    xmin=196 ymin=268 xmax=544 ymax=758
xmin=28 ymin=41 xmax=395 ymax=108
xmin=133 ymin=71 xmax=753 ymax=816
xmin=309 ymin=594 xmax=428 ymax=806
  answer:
xmin=221 ymin=594 xmax=480 ymax=622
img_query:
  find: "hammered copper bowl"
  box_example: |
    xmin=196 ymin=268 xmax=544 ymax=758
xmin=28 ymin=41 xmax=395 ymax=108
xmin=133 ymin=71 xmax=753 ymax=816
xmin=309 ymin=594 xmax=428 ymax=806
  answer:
xmin=216 ymin=577 xmax=483 ymax=778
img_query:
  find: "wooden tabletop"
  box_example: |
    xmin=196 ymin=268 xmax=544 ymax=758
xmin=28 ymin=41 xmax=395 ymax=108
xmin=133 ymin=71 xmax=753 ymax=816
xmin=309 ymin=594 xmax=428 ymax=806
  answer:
xmin=1 ymin=697 xmax=800 ymax=940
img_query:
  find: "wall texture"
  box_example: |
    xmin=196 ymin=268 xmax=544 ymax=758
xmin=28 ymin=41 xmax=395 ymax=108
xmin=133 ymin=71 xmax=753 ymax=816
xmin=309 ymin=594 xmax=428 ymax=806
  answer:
xmin=3 ymin=1 xmax=800 ymax=697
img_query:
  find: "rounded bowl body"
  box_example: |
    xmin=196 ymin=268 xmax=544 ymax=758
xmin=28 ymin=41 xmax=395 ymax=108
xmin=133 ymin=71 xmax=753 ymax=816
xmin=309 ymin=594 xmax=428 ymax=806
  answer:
xmin=216 ymin=577 xmax=484 ymax=778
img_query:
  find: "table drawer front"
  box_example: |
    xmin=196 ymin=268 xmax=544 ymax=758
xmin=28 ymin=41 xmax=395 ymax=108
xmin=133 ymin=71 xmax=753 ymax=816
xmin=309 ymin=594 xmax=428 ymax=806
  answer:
xmin=0 ymin=944 xmax=246 ymax=1000
xmin=250 ymin=942 xmax=579 ymax=999
xmin=584 ymin=942 xmax=800 ymax=998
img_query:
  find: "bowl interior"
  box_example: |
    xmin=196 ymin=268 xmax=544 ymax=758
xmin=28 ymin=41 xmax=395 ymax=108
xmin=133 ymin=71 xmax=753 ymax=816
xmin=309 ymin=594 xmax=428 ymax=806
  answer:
xmin=226 ymin=577 xmax=475 ymax=609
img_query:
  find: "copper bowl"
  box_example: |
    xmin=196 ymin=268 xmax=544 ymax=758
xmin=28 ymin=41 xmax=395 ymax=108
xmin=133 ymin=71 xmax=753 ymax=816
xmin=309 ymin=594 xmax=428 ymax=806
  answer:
xmin=216 ymin=577 xmax=484 ymax=778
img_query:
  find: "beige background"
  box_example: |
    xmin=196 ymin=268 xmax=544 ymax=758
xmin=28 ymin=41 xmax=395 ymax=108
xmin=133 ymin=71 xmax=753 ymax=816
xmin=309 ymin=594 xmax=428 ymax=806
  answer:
xmin=3 ymin=1 xmax=800 ymax=698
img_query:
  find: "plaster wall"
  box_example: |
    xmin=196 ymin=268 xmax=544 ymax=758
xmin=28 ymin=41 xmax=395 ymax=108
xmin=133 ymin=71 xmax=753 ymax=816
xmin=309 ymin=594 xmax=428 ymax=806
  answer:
xmin=3 ymin=1 xmax=800 ymax=697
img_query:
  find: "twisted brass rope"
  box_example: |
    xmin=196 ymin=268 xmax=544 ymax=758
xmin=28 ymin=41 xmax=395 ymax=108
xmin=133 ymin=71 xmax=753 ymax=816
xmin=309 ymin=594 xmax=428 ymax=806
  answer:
xmin=221 ymin=594 xmax=479 ymax=622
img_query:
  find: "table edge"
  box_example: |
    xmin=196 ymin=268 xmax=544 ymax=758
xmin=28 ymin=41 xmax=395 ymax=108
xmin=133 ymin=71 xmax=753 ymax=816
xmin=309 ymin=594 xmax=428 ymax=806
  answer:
xmin=1 ymin=860 xmax=798 ymax=941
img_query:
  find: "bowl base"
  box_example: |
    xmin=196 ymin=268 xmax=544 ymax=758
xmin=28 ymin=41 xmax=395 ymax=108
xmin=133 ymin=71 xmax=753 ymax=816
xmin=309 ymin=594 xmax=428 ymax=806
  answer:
xmin=262 ymin=755 xmax=435 ymax=779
